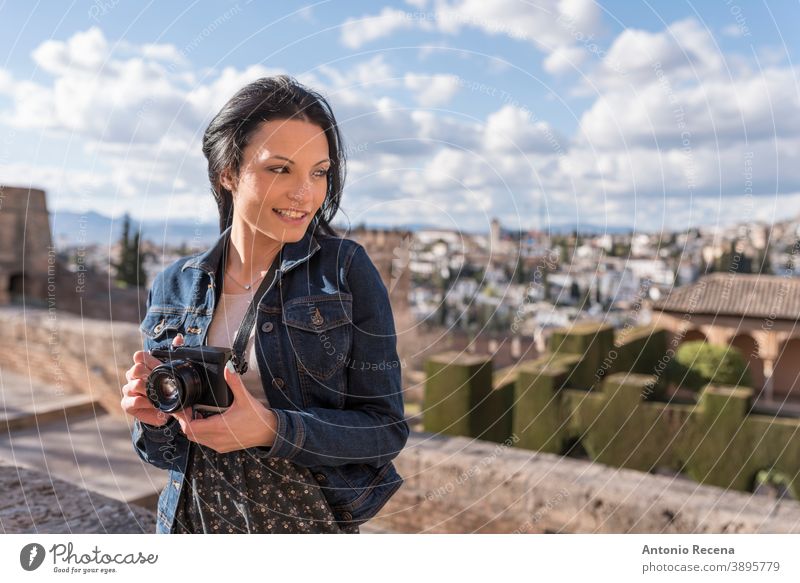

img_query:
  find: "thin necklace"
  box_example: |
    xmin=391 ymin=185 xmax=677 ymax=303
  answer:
xmin=225 ymin=268 xmax=267 ymax=291
xmin=224 ymin=237 xmax=281 ymax=291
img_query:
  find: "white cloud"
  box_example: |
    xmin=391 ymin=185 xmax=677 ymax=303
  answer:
xmin=139 ymin=43 xmax=189 ymax=66
xmin=579 ymin=56 xmax=800 ymax=151
xmin=594 ymin=18 xmax=724 ymax=90
xmin=721 ymin=24 xmax=744 ymax=38
xmin=185 ymin=64 xmax=282 ymax=116
xmin=341 ymin=0 xmax=603 ymax=62
xmin=404 ymin=72 xmax=461 ymax=106
xmin=0 ymin=68 xmax=11 ymax=94
xmin=544 ymin=45 xmax=587 ymax=75
xmin=341 ymin=7 xmax=428 ymax=49
xmin=484 ymin=105 xmax=567 ymax=154
xmin=32 ymin=27 xmax=109 ymax=75
xmin=317 ymin=55 xmax=398 ymax=92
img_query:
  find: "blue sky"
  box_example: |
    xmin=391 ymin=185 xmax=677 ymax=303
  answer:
xmin=1 ymin=0 xmax=799 ymax=233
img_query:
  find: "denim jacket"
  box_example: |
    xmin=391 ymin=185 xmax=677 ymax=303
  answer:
xmin=130 ymin=225 xmax=409 ymax=533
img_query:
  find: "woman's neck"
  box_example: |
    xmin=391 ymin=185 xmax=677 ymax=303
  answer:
xmin=226 ymin=218 xmax=283 ymax=284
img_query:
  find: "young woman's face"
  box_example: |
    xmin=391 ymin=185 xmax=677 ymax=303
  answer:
xmin=222 ymin=118 xmax=331 ymax=242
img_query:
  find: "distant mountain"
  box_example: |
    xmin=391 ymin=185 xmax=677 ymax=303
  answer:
xmin=540 ymin=223 xmax=634 ymax=235
xmin=48 ymin=210 xmax=635 ymax=249
xmin=49 ymin=211 xmax=219 ymax=248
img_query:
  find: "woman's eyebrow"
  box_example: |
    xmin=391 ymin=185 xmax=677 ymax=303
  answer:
xmin=270 ymin=155 xmax=331 ymax=165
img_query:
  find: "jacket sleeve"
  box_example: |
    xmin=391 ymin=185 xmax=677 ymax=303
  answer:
xmin=130 ymin=278 xmax=190 ymax=471
xmin=256 ymin=243 xmax=409 ymax=468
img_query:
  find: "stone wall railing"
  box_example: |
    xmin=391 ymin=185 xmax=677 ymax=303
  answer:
xmin=370 ymin=432 xmax=800 ymax=533
xmin=0 ymin=462 xmax=154 ymax=534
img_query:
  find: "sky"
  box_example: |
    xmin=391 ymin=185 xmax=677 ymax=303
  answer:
xmin=1 ymin=0 xmax=799 ymax=234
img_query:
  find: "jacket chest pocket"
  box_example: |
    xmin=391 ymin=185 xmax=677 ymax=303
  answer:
xmin=140 ymin=310 xmax=188 ymax=350
xmin=282 ymin=294 xmax=353 ymax=381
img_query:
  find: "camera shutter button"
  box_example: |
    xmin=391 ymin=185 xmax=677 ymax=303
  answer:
xmin=261 ymin=322 xmax=274 ymax=333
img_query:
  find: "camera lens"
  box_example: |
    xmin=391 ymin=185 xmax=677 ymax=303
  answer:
xmin=146 ymin=360 xmax=202 ymax=413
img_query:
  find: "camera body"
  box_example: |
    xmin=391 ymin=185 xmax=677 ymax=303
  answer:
xmin=146 ymin=345 xmax=233 ymax=415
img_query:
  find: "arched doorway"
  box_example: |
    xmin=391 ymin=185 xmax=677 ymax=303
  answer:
xmin=8 ymin=273 xmax=25 ymax=304
xmin=729 ymin=334 xmax=763 ymax=388
xmin=680 ymin=328 xmax=707 ymax=344
xmin=772 ymin=338 xmax=800 ymax=401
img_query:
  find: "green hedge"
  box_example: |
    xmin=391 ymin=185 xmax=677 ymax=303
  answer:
xmin=668 ymin=340 xmax=752 ymax=391
xmin=423 ymin=324 xmax=799 ymax=499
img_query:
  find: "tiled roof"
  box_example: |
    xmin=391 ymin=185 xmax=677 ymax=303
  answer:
xmin=653 ymin=273 xmax=800 ymax=321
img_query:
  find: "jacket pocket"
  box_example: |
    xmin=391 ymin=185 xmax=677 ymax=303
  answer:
xmin=282 ymin=294 xmax=353 ymax=380
xmin=140 ymin=309 xmax=188 ymax=348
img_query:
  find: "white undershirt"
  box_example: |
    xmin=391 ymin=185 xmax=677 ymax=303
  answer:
xmin=206 ymin=290 xmax=270 ymax=408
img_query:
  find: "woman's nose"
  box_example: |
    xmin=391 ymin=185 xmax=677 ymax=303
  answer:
xmin=289 ymin=179 xmax=312 ymax=202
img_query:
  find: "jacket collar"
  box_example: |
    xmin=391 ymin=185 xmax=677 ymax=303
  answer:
xmin=181 ymin=225 xmax=321 ymax=277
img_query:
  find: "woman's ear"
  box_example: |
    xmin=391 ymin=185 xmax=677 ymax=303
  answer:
xmin=220 ymin=167 xmax=236 ymax=194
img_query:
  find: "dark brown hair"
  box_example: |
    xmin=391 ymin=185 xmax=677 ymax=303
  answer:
xmin=201 ymin=75 xmax=344 ymax=236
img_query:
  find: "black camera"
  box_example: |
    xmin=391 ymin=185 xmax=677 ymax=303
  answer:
xmin=146 ymin=345 xmax=233 ymax=415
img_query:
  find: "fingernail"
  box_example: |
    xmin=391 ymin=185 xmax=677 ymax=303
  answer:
xmin=226 ymin=360 xmax=236 ymax=374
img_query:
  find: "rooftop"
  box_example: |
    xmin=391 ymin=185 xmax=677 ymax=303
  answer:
xmin=653 ymin=273 xmax=800 ymax=321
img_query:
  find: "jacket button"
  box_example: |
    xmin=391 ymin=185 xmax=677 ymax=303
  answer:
xmin=272 ymin=377 xmax=285 ymax=390
xmin=314 ymin=472 xmax=327 ymax=483
xmin=342 ymin=511 xmax=353 ymax=521
xmin=261 ymin=322 xmax=274 ymax=333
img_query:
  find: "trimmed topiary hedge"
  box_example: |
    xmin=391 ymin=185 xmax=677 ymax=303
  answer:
xmin=668 ymin=340 xmax=752 ymax=391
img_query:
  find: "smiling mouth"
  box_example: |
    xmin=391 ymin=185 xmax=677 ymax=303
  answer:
xmin=273 ymin=208 xmax=309 ymax=219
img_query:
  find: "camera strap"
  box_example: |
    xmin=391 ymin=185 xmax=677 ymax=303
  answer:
xmin=228 ymin=252 xmax=281 ymax=376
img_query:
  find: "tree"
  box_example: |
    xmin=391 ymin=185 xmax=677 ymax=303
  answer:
xmin=715 ymin=240 xmax=752 ymax=273
xmin=756 ymin=241 xmax=772 ymax=274
xmin=514 ymin=256 xmax=527 ymax=284
xmin=114 ymin=213 xmax=147 ymax=288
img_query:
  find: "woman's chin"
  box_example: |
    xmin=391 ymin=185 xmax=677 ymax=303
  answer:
xmin=260 ymin=223 xmax=309 ymax=243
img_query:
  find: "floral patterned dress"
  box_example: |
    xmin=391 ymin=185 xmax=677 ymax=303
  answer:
xmin=172 ymin=441 xmax=359 ymax=534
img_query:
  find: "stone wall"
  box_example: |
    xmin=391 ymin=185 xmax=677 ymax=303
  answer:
xmin=0 ymin=186 xmax=52 ymax=305
xmin=4 ymin=432 xmax=798 ymax=534
xmin=370 ymin=432 xmax=800 ymax=533
xmin=0 ymin=462 xmax=155 ymax=534
xmin=0 ymin=306 xmax=142 ymax=417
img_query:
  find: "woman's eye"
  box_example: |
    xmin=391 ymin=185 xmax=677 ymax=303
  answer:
xmin=270 ymin=167 xmax=289 ymax=174
xmin=315 ymin=168 xmax=331 ymax=177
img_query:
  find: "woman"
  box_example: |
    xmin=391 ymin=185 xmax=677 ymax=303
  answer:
xmin=121 ymin=75 xmax=409 ymax=534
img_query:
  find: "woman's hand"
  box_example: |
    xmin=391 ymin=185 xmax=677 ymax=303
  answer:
xmin=170 ymin=359 xmax=279 ymax=454
xmin=121 ymin=333 xmax=185 ymax=427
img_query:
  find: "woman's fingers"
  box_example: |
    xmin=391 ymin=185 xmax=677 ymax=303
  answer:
xmin=133 ymin=350 xmax=162 ymax=370
xmin=125 ymin=362 xmax=151 ymax=382
xmin=124 ymin=334 xmax=186 ymax=423
xmin=170 ymin=407 xmax=197 ymax=440
xmin=121 ymin=394 xmax=151 ymax=411
xmin=123 ymin=378 xmax=147 ymax=398
xmin=120 ymin=390 xmax=170 ymax=427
